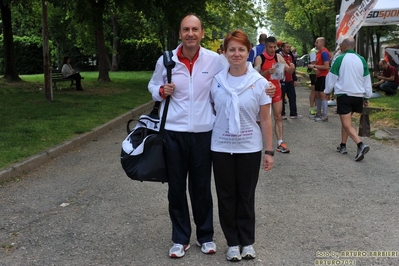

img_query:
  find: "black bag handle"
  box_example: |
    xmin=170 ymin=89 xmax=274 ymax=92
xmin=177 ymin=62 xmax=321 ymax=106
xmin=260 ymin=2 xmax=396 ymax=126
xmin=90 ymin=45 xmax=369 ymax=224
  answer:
xmin=159 ymin=51 xmax=175 ymax=135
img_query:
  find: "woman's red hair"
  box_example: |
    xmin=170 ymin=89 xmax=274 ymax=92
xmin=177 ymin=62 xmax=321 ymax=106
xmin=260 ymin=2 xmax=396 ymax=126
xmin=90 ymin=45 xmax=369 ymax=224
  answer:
xmin=223 ymin=30 xmax=251 ymax=52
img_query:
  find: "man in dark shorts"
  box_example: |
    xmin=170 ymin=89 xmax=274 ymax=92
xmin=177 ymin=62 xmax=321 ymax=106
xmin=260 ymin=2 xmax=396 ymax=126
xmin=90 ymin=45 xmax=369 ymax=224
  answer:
xmin=308 ymin=37 xmax=330 ymax=122
xmin=308 ymin=47 xmax=317 ymax=115
xmin=325 ymin=36 xmax=373 ymax=162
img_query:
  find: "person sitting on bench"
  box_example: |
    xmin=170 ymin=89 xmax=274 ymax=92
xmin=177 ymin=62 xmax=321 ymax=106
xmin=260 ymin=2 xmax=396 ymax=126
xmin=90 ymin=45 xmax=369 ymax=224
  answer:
xmin=61 ymin=56 xmax=84 ymax=91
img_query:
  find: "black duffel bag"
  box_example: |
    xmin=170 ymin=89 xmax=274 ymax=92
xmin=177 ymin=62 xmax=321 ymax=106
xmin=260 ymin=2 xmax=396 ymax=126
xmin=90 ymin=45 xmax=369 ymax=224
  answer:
xmin=120 ymin=50 xmax=174 ymax=183
xmin=120 ymin=111 xmax=168 ymax=182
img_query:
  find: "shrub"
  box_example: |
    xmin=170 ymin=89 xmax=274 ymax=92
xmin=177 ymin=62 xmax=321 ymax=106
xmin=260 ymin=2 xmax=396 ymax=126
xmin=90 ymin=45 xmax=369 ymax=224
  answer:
xmin=119 ymin=39 xmax=163 ymax=71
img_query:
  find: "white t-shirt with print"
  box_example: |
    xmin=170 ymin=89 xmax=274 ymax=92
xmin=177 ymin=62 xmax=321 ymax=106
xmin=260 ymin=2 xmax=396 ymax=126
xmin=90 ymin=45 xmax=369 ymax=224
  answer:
xmin=211 ymin=72 xmax=271 ymax=153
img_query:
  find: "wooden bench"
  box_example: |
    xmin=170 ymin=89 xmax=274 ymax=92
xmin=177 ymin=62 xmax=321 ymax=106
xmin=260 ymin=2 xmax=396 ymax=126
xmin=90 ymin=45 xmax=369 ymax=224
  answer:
xmin=51 ymin=69 xmax=84 ymax=90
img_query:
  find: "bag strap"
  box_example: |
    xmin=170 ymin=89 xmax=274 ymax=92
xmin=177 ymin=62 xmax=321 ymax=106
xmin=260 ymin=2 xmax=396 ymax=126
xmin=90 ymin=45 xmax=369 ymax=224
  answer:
xmin=159 ymin=50 xmax=175 ymax=135
xmin=149 ymin=101 xmax=161 ymax=118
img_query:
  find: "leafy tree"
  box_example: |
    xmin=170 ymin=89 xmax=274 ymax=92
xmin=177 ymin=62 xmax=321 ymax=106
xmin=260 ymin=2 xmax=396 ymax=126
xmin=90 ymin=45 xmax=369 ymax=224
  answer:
xmin=132 ymin=0 xmax=208 ymax=51
xmin=0 ymin=0 xmax=21 ymax=81
xmin=204 ymin=0 xmax=263 ymax=46
xmin=265 ymin=0 xmax=336 ymax=54
xmin=49 ymin=0 xmax=113 ymax=82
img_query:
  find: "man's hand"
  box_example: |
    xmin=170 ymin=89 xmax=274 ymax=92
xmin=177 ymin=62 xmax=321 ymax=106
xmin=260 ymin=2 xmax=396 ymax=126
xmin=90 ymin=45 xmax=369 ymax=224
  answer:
xmin=363 ymin=100 xmax=369 ymax=107
xmin=265 ymin=82 xmax=276 ymax=97
xmin=267 ymin=67 xmax=276 ymax=75
xmin=163 ymin=83 xmax=175 ymax=97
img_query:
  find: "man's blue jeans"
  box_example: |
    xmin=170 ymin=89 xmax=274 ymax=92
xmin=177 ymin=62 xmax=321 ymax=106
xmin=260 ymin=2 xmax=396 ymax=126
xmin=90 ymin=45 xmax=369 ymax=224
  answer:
xmin=380 ymin=81 xmax=398 ymax=95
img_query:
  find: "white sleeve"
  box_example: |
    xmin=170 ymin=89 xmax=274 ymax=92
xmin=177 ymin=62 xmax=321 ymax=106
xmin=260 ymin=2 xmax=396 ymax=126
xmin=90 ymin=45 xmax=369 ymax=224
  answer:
xmin=309 ymin=52 xmax=316 ymax=62
xmin=363 ymin=74 xmax=373 ymax=99
xmin=148 ymin=56 xmax=167 ymax=101
xmin=324 ymin=72 xmax=337 ymax=94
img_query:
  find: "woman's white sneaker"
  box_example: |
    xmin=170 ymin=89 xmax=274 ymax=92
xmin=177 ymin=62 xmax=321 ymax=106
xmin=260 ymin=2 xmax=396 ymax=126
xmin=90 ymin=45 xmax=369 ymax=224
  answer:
xmin=241 ymin=245 xmax=256 ymax=259
xmin=226 ymin=246 xmax=242 ymax=261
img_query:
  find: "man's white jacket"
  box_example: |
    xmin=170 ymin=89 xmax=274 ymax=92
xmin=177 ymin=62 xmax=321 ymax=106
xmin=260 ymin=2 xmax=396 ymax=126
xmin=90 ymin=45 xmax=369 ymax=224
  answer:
xmin=325 ymin=49 xmax=372 ymax=99
xmin=148 ymin=44 xmax=227 ymax=132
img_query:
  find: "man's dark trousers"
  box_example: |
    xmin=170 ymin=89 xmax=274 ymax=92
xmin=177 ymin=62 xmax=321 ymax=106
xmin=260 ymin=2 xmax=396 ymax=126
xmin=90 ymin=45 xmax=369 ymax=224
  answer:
xmin=281 ymin=81 xmax=298 ymax=116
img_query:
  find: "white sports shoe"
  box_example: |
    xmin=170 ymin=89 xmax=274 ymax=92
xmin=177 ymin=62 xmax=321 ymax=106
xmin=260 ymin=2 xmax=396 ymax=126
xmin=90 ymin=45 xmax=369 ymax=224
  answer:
xmin=169 ymin=243 xmax=190 ymax=258
xmin=226 ymin=246 xmax=242 ymax=261
xmin=241 ymin=245 xmax=256 ymax=259
xmin=196 ymin=240 xmax=216 ymax=254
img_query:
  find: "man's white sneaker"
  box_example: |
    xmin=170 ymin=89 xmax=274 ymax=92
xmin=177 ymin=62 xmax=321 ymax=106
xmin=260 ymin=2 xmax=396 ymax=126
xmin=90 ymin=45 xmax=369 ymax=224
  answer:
xmin=226 ymin=246 xmax=242 ymax=261
xmin=196 ymin=240 xmax=216 ymax=254
xmin=169 ymin=243 xmax=190 ymax=258
xmin=241 ymin=245 xmax=256 ymax=259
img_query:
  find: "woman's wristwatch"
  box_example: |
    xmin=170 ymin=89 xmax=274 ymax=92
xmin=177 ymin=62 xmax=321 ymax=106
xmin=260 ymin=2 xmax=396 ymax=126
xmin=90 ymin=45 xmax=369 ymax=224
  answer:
xmin=264 ymin=150 xmax=275 ymax=156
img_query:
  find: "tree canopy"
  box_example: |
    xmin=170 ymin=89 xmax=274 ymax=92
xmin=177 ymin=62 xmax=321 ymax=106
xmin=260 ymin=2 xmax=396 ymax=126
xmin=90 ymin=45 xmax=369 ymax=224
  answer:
xmin=1 ymin=0 xmax=265 ymax=81
xmin=1 ymin=0 xmax=398 ymax=82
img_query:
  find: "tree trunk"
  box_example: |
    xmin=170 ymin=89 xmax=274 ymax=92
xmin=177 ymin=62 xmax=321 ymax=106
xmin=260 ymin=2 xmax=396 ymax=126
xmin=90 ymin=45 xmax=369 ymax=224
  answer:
xmin=357 ymin=27 xmax=365 ymax=57
xmin=369 ymin=31 xmax=376 ymax=69
xmin=42 ymin=0 xmax=52 ymax=101
xmin=91 ymin=0 xmax=110 ymax=82
xmin=376 ymin=30 xmax=381 ymax=64
xmin=365 ymin=27 xmax=370 ymax=63
xmin=167 ymin=29 xmax=178 ymax=51
xmin=0 ymin=0 xmax=21 ymax=82
xmin=111 ymin=14 xmax=119 ymax=71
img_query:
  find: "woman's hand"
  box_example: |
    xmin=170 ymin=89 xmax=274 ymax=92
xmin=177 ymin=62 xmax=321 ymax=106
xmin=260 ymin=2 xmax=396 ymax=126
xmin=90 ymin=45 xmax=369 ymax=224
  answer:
xmin=263 ymin=154 xmax=274 ymax=171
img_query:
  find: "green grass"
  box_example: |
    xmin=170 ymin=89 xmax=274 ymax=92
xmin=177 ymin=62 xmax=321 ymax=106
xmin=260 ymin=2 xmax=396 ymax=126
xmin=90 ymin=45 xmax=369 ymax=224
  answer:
xmin=367 ymin=95 xmax=399 ymax=127
xmin=0 ymin=71 xmax=153 ymax=169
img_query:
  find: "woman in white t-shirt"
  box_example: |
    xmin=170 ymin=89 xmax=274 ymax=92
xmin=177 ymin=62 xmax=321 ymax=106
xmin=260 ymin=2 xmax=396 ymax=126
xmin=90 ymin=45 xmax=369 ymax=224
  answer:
xmin=210 ymin=30 xmax=274 ymax=262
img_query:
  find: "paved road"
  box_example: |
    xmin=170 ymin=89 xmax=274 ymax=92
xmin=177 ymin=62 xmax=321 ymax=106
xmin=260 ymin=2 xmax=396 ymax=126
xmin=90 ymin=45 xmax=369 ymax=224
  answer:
xmin=1 ymin=86 xmax=398 ymax=266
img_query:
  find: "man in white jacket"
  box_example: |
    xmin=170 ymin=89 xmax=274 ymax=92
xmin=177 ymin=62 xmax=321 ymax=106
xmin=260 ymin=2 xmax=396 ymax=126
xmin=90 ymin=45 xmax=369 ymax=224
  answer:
xmin=148 ymin=14 xmax=226 ymax=258
xmin=325 ymin=36 xmax=372 ymax=162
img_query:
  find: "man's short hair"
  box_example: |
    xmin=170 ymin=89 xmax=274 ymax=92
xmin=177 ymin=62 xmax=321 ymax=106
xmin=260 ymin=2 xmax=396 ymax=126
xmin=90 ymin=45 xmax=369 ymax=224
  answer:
xmin=379 ymin=59 xmax=387 ymax=67
xmin=317 ymin=37 xmax=326 ymax=45
xmin=180 ymin=13 xmax=204 ymax=30
xmin=259 ymin=33 xmax=267 ymax=43
xmin=265 ymin=36 xmax=277 ymax=44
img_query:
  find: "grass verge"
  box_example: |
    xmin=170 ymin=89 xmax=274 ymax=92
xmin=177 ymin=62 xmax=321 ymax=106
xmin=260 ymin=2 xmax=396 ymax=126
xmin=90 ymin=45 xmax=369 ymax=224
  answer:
xmin=0 ymin=71 xmax=153 ymax=169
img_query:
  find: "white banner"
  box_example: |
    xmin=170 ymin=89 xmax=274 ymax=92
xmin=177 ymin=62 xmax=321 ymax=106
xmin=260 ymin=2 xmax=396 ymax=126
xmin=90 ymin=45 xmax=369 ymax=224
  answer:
xmin=336 ymin=0 xmax=379 ymax=45
xmin=385 ymin=48 xmax=399 ymax=66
